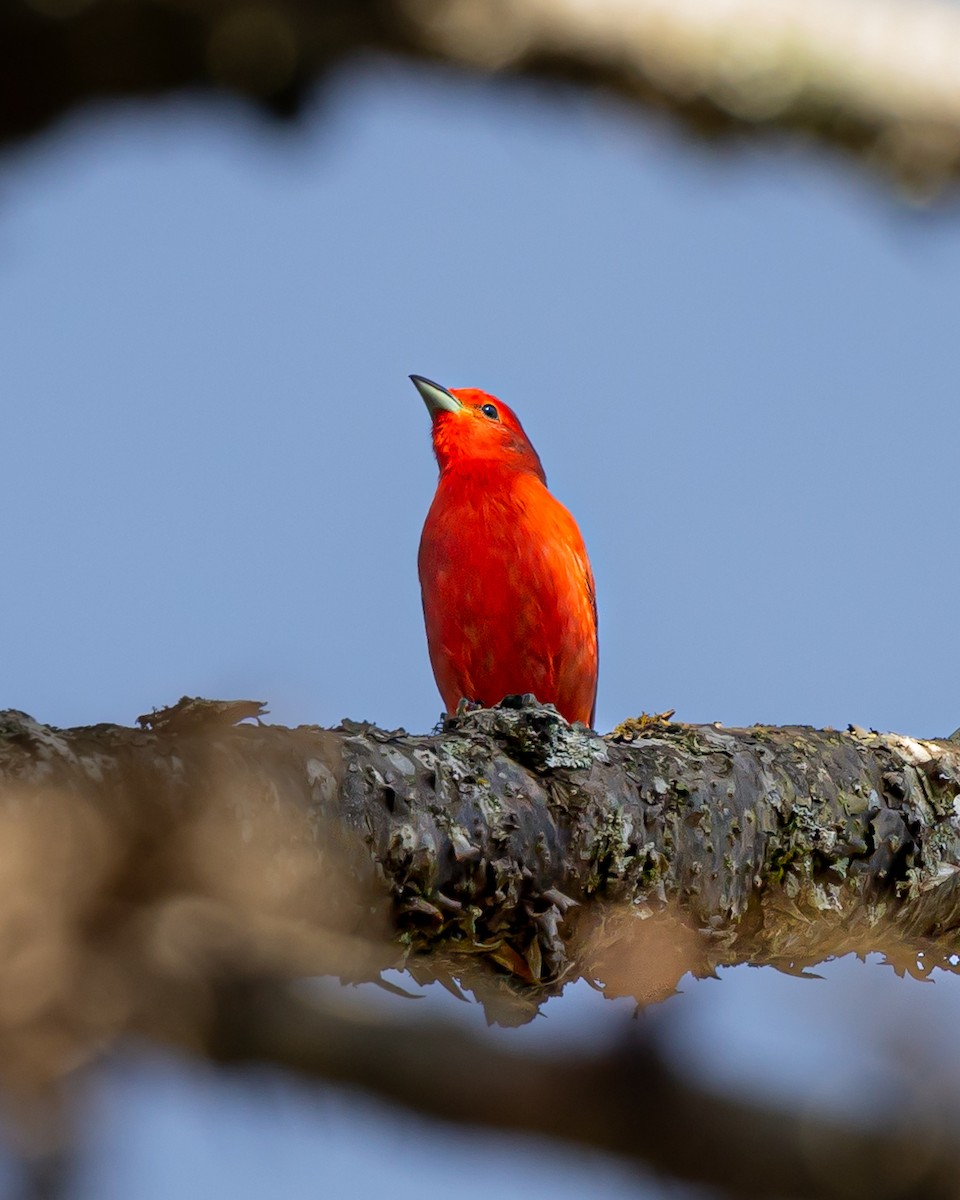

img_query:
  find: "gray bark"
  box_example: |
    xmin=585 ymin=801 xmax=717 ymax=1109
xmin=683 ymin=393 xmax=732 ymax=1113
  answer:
xmin=1 ymin=699 xmax=958 ymax=1017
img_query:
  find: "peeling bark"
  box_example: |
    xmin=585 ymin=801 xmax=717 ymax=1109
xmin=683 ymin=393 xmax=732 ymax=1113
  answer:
xmin=1 ymin=698 xmax=958 ymax=1027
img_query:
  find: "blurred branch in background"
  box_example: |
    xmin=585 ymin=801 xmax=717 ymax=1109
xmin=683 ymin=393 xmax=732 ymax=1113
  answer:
xmin=1 ymin=699 xmax=960 ymax=1195
xmin=6 ymin=0 xmax=960 ymax=192
xmin=200 ymin=978 xmax=960 ymax=1200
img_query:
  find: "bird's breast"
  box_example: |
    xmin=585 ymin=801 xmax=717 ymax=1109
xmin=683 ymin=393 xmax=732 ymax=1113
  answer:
xmin=418 ymin=466 xmax=597 ymax=725
xmin=419 ymin=470 xmax=594 ymax=653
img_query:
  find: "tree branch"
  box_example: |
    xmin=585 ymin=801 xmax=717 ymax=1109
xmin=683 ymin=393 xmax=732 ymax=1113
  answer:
xmin=0 ymin=699 xmax=958 ymax=1010
xmin=6 ymin=0 xmax=960 ymax=190
xmin=2 ymin=698 xmax=960 ymax=1194
xmin=200 ymin=977 xmax=960 ymax=1200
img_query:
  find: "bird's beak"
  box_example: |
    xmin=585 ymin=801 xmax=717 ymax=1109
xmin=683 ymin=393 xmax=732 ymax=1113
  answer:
xmin=410 ymin=375 xmax=463 ymax=417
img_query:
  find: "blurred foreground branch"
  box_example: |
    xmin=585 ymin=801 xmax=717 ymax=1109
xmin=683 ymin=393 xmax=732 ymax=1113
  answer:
xmin=7 ymin=0 xmax=960 ymax=191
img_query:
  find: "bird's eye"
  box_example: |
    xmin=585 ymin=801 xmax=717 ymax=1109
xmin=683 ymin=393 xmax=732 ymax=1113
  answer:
xmin=480 ymin=403 xmax=499 ymax=421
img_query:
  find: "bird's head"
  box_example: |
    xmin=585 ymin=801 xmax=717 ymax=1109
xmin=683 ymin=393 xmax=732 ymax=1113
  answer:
xmin=410 ymin=375 xmax=545 ymax=482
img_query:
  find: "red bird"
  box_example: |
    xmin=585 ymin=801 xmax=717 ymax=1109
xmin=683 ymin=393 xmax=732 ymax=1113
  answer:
xmin=412 ymin=375 xmax=598 ymax=727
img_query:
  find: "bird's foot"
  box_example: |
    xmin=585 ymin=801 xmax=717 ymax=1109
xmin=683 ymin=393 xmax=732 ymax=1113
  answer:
xmin=497 ymin=693 xmax=542 ymax=711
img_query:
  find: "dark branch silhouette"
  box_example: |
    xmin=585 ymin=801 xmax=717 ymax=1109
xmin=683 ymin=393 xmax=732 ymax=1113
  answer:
xmin=201 ymin=978 xmax=960 ymax=1200
xmin=6 ymin=0 xmax=960 ymax=190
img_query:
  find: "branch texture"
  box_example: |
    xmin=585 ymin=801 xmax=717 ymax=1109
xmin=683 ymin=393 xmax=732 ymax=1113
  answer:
xmin=1 ymin=701 xmax=958 ymax=1011
xmin=2 ymin=698 xmax=960 ymax=1195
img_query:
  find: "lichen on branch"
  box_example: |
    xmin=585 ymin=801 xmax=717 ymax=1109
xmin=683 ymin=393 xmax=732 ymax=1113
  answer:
xmin=0 ymin=697 xmax=958 ymax=1046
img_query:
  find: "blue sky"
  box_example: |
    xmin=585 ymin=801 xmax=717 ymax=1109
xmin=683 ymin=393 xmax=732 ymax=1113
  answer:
xmin=4 ymin=59 xmax=959 ymax=740
xmin=2 ymin=55 xmax=959 ymax=1197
